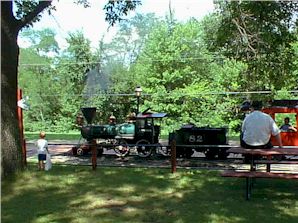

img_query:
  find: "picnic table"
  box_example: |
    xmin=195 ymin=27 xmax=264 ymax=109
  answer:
xmin=221 ymin=147 xmax=298 ymax=200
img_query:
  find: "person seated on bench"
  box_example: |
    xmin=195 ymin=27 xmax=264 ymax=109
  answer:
xmin=280 ymin=117 xmax=297 ymax=132
xmin=240 ymin=101 xmax=283 ymax=164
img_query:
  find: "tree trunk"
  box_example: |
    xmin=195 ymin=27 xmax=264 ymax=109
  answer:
xmin=1 ymin=7 xmax=23 ymax=178
xmin=1 ymin=0 xmax=54 ymax=178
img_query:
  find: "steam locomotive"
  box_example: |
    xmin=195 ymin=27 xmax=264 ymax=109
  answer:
xmin=72 ymin=107 xmax=231 ymax=159
xmin=72 ymin=107 xmax=167 ymax=157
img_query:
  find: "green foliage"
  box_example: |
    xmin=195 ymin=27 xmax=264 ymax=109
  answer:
xmin=18 ymin=29 xmax=99 ymax=132
xmin=103 ymin=13 xmax=159 ymax=64
xmin=104 ymin=0 xmax=142 ymax=26
xmin=52 ymin=31 xmax=99 ymax=131
xmin=19 ymin=5 xmax=298 ymax=135
xmin=20 ymin=28 xmax=59 ymax=54
xmin=291 ymin=37 xmax=298 ymax=88
xmin=62 ymin=31 xmax=96 ymax=88
xmin=275 ymin=88 xmax=297 ymax=100
xmin=210 ymin=1 xmax=298 ymax=91
xmin=131 ymin=18 xmax=248 ymax=134
xmin=94 ymin=13 xmax=161 ymax=122
xmin=18 ymin=28 xmax=59 ymax=132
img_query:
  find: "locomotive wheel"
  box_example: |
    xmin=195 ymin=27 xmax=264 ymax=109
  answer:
xmin=136 ymin=139 xmax=152 ymax=158
xmin=157 ymin=144 xmax=170 ymax=156
xmin=77 ymin=147 xmax=85 ymax=156
xmin=114 ymin=139 xmax=130 ymax=157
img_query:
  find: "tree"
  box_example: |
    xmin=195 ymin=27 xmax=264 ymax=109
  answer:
xmin=127 ymin=13 xmax=252 ymax=134
xmin=1 ymin=0 xmax=54 ymax=177
xmin=209 ymin=1 xmax=298 ymax=92
xmin=98 ymin=13 xmax=160 ymax=121
xmin=18 ymin=28 xmax=60 ymax=132
xmin=54 ymin=31 xmax=98 ymax=131
xmin=1 ymin=0 xmax=141 ymax=177
xmin=131 ymin=17 xmax=218 ymax=131
xmin=20 ymin=28 xmax=59 ymax=55
xmin=103 ymin=13 xmax=159 ymax=64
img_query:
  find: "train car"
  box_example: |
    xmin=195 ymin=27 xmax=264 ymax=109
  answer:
xmin=167 ymin=124 xmax=230 ymax=159
xmin=262 ymin=100 xmax=298 ymax=146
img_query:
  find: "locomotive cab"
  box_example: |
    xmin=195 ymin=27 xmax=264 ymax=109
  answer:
xmin=135 ymin=112 xmax=166 ymax=144
xmin=262 ymin=100 xmax=298 ymax=146
xmin=108 ymin=112 xmax=166 ymax=158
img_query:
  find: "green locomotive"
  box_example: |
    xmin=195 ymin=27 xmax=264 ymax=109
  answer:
xmin=72 ymin=107 xmax=167 ymax=157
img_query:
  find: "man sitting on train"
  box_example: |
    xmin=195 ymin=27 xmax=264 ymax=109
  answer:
xmin=241 ymin=101 xmax=283 ymax=164
xmin=241 ymin=101 xmax=283 ymax=149
xmin=280 ymin=117 xmax=297 ymax=132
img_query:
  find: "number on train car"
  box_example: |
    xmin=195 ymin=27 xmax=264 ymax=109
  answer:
xmin=189 ymin=135 xmax=203 ymax=143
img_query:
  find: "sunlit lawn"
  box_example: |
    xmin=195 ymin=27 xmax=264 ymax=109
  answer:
xmin=25 ymin=132 xmax=81 ymax=141
xmin=2 ymin=164 xmax=298 ymax=223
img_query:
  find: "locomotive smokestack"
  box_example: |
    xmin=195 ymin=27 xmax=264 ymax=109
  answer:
xmin=81 ymin=107 xmax=96 ymax=124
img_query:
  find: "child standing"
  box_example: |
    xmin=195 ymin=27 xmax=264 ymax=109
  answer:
xmin=36 ymin=131 xmax=49 ymax=170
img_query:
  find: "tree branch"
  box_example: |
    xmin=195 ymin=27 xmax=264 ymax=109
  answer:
xmin=232 ymin=18 xmax=257 ymax=58
xmin=1 ymin=1 xmax=18 ymax=27
xmin=16 ymin=0 xmax=53 ymax=30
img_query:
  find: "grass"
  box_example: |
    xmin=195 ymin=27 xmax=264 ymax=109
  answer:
xmin=25 ymin=132 xmax=81 ymax=141
xmin=2 ymin=164 xmax=298 ymax=223
xmin=229 ymin=135 xmax=240 ymax=141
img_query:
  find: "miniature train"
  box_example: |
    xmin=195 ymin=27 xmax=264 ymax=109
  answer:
xmin=72 ymin=107 xmax=231 ymax=159
xmin=72 ymin=100 xmax=298 ymax=159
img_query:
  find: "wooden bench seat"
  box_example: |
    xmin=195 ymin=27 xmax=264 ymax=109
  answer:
xmin=254 ymin=160 xmax=298 ymax=165
xmin=221 ymin=170 xmax=298 ymax=179
xmin=221 ymin=170 xmax=298 ymax=200
xmin=253 ymin=159 xmax=298 ymax=172
xmin=227 ymin=147 xmax=298 ymax=156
